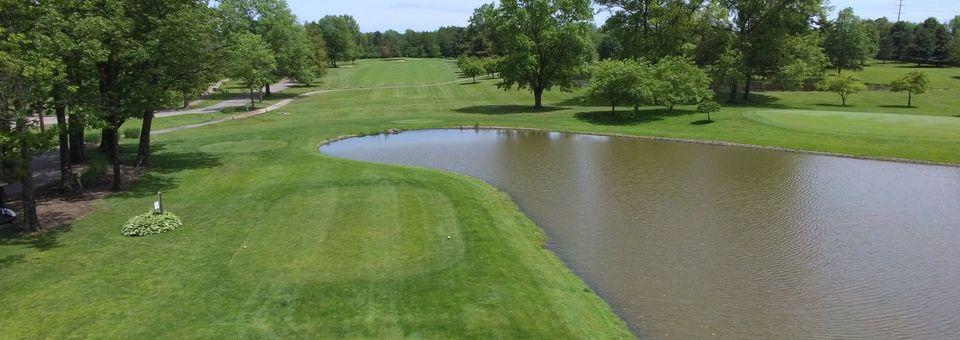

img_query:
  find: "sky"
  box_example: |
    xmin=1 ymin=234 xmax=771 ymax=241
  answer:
xmin=285 ymin=0 xmax=960 ymax=32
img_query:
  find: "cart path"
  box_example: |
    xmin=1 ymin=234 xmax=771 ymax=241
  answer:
xmin=4 ymin=78 xmax=471 ymax=199
xmin=153 ymin=78 xmax=471 ymax=135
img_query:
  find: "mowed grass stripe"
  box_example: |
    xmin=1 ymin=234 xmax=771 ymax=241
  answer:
xmin=744 ymin=110 xmax=960 ymax=140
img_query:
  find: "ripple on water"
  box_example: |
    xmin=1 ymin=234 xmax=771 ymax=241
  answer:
xmin=321 ymin=129 xmax=960 ymax=338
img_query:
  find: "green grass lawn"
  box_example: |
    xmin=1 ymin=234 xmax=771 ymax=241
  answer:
xmin=855 ymin=60 xmax=960 ymax=90
xmin=1 ymin=58 xmax=958 ymax=338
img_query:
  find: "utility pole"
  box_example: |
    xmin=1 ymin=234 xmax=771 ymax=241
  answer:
xmin=896 ymin=0 xmax=904 ymax=22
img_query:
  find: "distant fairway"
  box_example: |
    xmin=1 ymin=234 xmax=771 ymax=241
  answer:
xmin=744 ymin=110 xmax=960 ymax=141
xmin=320 ymin=58 xmax=461 ymax=88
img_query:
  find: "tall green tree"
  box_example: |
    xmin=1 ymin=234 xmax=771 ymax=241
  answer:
xmin=908 ymin=18 xmax=947 ymax=66
xmin=824 ymin=8 xmax=873 ymax=73
xmin=596 ymin=0 xmax=710 ymax=61
xmin=651 ymin=56 xmax=712 ymax=112
xmin=707 ymin=46 xmax=745 ymax=102
xmin=219 ymin=0 xmax=318 ymax=95
xmin=776 ymin=32 xmax=829 ymax=90
xmin=436 ymin=26 xmax=466 ymax=58
xmin=0 ymin=4 xmax=60 ymax=230
xmin=720 ymin=0 xmax=823 ymax=99
xmin=887 ymin=21 xmax=916 ymax=61
xmin=874 ymin=17 xmax=896 ymax=62
xmin=225 ymin=32 xmax=277 ymax=108
xmin=586 ymin=59 xmax=638 ymax=112
xmin=304 ymin=23 xmax=329 ymax=83
xmin=465 ymin=4 xmax=503 ymax=57
xmin=311 ymin=15 xmax=361 ymax=67
xmin=490 ymin=0 xmax=595 ymax=109
xmin=949 ymin=16 xmax=960 ymax=64
xmin=134 ymin=1 xmax=220 ymax=167
xmin=36 ymin=1 xmax=108 ymax=191
xmin=255 ymin=0 xmax=315 ymax=94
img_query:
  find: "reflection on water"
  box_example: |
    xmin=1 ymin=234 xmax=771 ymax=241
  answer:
xmin=322 ymin=129 xmax=960 ymax=339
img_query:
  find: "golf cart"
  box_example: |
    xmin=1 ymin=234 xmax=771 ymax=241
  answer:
xmin=0 ymin=182 xmax=15 ymax=225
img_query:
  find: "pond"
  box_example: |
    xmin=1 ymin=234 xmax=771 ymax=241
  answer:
xmin=321 ymin=129 xmax=960 ymax=338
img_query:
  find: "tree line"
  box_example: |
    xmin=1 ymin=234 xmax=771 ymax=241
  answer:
xmin=0 ymin=0 xmax=342 ymax=232
xmin=458 ymin=0 xmax=959 ymax=109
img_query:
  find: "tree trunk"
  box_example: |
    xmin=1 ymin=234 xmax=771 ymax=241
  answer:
xmin=908 ymin=91 xmax=912 ymax=108
xmin=533 ymin=86 xmax=545 ymax=109
xmin=108 ymin=127 xmax=122 ymax=192
xmin=183 ymin=91 xmax=190 ymax=109
xmin=36 ymin=109 xmax=45 ymax=133
xmin=55 ymin=104 xmax=74 ymax=193
xmin=100 ymin=128 xmax=114 ymax=156
xmin=136 ymin=110 xmax=154 ymax=167
xmin=728 ymin=81 xmax=738 ymax=103
xmin=68 ymin=112 xmax=86 ymax=164
xmin=249 ymin=88 xmax=255 ymax=108
xmin=265 ymin=83 xmax=272 ymax=97
xmin=17 ymin=121 xmax=39 ymax=232
xmin=742 ymin=78 xmax=752 ymax=100
xmin=838 ymin=65 xmax=842 ymax=75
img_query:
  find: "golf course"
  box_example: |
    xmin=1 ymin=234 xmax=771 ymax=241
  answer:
xmin=1 ymin=57 xmax=958 ymax=337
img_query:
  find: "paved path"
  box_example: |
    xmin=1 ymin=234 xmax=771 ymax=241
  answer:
xmin=4 ymin=78 xmax=471 ymax=202
xmin=8 ymin=79 xmax=300 ymax=199
xmin=156 ymin=79 xmax=297 ymax=118
xmin=155 ymin=78 xmax=471 ymax=135
xmin=28 ymin=79 xmax=295 ymax=125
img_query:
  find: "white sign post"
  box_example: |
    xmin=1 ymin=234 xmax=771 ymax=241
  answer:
xmin=154 ymin=192 xmax=164 ymax=214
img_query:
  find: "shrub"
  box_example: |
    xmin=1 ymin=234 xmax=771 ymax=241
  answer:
xmin=121 ymin=211 xmax=183 ymax=237
xmin=122 ymin=127 xmax=141 ymax=139
xmin=818 ymin=73 xmax=866 ymax=106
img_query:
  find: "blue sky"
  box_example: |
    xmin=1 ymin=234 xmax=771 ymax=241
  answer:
xmin=286 ymin=0 xmax=959 ymax=32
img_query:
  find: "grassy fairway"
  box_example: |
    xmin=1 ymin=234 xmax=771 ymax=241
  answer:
xmin=1 ymin=58 xmax=958 ymax=338
xmin=0 ymin=59 xmax=632 ymax=338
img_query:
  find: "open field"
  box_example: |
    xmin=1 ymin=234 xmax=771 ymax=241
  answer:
xmin=1 ymin=58 xmax=958 ymax=337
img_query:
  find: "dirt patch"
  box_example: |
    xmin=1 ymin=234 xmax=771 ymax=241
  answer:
xmin=3 ymin=165 xmax=142 ymax=233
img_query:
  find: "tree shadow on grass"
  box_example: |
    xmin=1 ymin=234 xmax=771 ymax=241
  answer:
xmin=455 ymin=105 xmax=565 ymax=115
xmin=890 ymin=64 xmax=945 ymax=69
xmin=691 ymin=120 xmax=715 ymax=125
xmin=814 ymin=103 xmax=852 ymax=108
xmin=879 ymin=104 xmax=916 ymax=109
xmin=575 ymin=111 xmax=643 ymax=126
xmin=723 ymin=93 xmax=798 ymax=110
xmin=114 ymin=144 xmax=222 ymax=199
xmin=575 ymin=108 xmax=694 ymax=126
xmin=0 ymin=226 xmax=64 ymax=253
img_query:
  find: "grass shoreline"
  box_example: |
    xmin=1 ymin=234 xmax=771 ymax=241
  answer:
xmin=317 ymin=126 xmax=960 ymax=169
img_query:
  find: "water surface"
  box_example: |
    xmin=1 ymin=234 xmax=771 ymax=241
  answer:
xmin=322 ymin=129 xmax=960 ymax=339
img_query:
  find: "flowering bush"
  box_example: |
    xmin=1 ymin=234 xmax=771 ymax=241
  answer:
xmin=121 ymin=211 xmax=182 ymax=237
